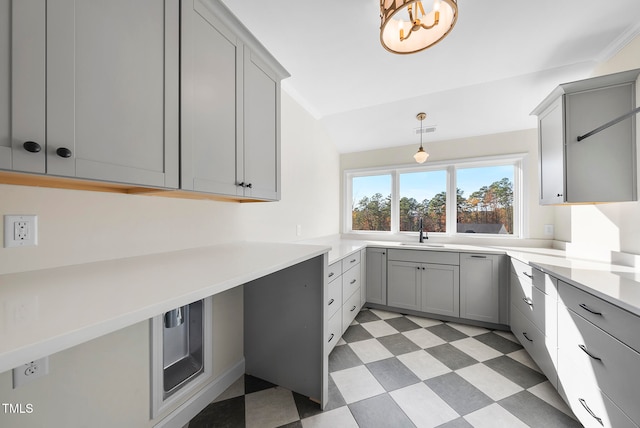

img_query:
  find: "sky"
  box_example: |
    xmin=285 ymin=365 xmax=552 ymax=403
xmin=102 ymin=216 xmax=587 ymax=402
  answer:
xmin=352 ymin=165 xmax=514 ymax=203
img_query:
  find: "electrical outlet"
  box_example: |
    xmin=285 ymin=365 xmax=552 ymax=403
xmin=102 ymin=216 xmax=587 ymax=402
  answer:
xmin=544 ymin=224 xmax=554 ymax=236
xmin=4 ymin=215 xmax=38 ymax=248
xmin=12 ymin=357 xmax=49 ymax=389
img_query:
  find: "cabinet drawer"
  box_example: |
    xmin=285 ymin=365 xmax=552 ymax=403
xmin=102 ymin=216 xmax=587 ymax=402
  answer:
xmin=558 ymin=306 xmax=640 ymax=425
xmin=327 ymin=311 xmax=342 ymax=355
xmin=342 ymin=252 xmax=361 ymax=273
xmin=511 ymin=274 xmax=557 ymax=339
xmin=342 ymin=290 xmax=361 ymax=333
xmin=342 ymin=265 xmax=361 ymax=302
xmin=327 ymin=260 xmax=342 ymax=283
xmin=532 ymin=267 xmax=557 ymax=296
xmin=510 ymin=304 xmax=557 ymax=388
xmin=510 ymin=257 xmax=533 ymax=281
xmin=387 ymin=249 xmax=459 ymax=265
xmin=328 ymin=277 xmax=342 ymax=319
xmin=559 ymin=281 xmax=640 ymax=353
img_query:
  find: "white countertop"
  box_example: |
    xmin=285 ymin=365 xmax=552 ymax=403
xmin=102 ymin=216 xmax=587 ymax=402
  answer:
xmin=304 ymin=236 xmax=640 ymax=317
xmin=0 ymin=241 xmax=329 ymax=374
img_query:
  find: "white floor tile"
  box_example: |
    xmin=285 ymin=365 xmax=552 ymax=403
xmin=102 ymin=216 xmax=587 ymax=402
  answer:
xmin=451 ymin=337 xmax=502 ymax=362
xmin=464 ymin=403 xmax=529 ymax=428
xmin=397 ymin=350 xmax=451 ymax=380
xmin=244 ymin=387 xmax=299 ymax=428
xmin=402 ymin=328 xmax=445 ymax=349
xmin=494 ymin=330 xmax=520 ymax=343
xmin=528 ymin=381 xmax=577 ymax=420
xmin=213 ymin=375 xmax=244 ymax=402
xmin=447 ymin=322 xmax=490 ymax=337
xmin=301 ymin=406 xmax=359 ymax=428
xmin=390 ymin=382 xmax=459 ymax=428
xmin=360 ymin=320 xmax=399 ymax=338
xmin=369 ymin=308 xmax=403 ymax=320
xmin=348 ymin=338 xmax=394 ymax=363
xmin=456 ymin=364 xmax=523 ymax=401
xmin=405 ymin=315 xmax=443 ymax=328
xmin=330 ymin=366 xmax=385 ymax=404
xmin=507 ymin=349 xmax=542 ymax=373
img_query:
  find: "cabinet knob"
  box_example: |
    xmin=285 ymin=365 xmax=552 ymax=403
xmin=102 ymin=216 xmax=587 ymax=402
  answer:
xmin=56 ymin=147 xmax=72 ymax=158
xmin=557 ymin=193 xmax=563 ymax=197
xmin=23 ymin=141 xmax=42 ymax=153
xmin=238 ymin=182 xmax=253 ymax=188
xmin=246 ymin=183 xmax=252 ymax=189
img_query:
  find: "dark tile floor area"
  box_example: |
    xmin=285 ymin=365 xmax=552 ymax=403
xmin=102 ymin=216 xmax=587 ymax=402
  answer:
xmin=188 ymin=308 xmax=581 ymax=428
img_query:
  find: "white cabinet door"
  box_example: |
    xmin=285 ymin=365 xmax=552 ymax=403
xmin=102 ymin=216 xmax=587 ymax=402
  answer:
xmin=460 ymin=253 xmax=501 ymax=324
xmin=387 ymin=260 xmax=421 ymax=311
xmin=365 ymin=248 xmax=387 ymax=305
xmin=422 ymin=263 xmax=460 ymax=318
xmin=0 ymin=0 xmax=14 ymax=170
xmin=242 ymin=48 xmax=280 ymax=200
xmin=181 ymin=0 xmax=239 ymax=196
xmin=46 ymin=0 xmax=179 ymax=187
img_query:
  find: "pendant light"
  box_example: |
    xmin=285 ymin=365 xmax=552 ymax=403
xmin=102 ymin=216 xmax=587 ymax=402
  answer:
xmin=380 ymin=0 xmax=458 ymax=54
xmin=413 ymin=112 xmax=430 ymax=164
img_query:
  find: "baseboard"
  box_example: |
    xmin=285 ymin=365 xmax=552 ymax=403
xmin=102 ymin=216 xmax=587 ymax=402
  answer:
xmin=153 ymin=358 xmax=245 ymax=428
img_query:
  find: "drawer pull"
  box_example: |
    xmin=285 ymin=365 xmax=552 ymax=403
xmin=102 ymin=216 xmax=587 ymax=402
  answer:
xmin=522 ymin=297 xmax=533 ymax=306
xmin=578 ymin=344 xmax=602 ymax=361
xmin=522 ymin=332 xmax=533 ymax=342
xmin=471 ymin=255 xmax=487 ymax=258
xmin=579 ymin=303 xmax=602 ymax=316
xmin=350 ymin=259 xmax=357 ymax=263
xmin=350 ymin=279 xmax=357 ymax=285
xmin=350 ymin=305 xmax=357 ymax=312
xmin=523 ymin=272 xmax=533 ymax=279
xmin=328 ymin=333 xmax=335 ymax=343
xmin=578 ymin=398 xmax=603 ymax=426
xmin=328 ymin=272 xmax=335 ymax=278
xmin=328 ymin=298 xmax=335 ymax=306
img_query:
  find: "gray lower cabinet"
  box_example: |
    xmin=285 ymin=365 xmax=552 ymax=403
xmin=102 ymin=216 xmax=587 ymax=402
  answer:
xmin=3 ymin=0 xmax=180 ymax=188
xmin=387 ymin=260 xmax=421 ymax=311
xmin=460 ymin=253 xmax=506 ymax=324
xmin=365 ymin=248 xmax=387 ymax=305
xmin=181 ymin=0 xmax=287 ymax=201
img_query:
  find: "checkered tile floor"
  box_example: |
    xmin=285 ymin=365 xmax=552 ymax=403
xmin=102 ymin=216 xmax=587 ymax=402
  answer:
xmin=188 ymin=308 xmax=581 ymax=428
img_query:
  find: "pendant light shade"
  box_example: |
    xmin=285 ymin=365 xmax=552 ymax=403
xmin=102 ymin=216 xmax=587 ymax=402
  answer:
xmin=414 ymin=112 xmax=430 ymax=164
xmin=380 ymin=0 xmax=458 ymax=54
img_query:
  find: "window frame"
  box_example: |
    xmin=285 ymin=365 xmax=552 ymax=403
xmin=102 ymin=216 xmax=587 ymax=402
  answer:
xmin=344 ymin=154 xmax=527 ymax=238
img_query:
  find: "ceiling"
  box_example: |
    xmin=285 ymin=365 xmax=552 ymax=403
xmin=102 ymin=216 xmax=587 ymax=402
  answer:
xmin=221 ymin=0 xmax=640 ymax=153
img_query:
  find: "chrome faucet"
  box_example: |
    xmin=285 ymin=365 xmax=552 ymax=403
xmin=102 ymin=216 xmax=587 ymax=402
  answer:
xmin=418 ymin=218 xmax=428 ymax=243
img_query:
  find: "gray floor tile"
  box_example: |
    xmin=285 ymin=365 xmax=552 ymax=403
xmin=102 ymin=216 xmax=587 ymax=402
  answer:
xmin=435 ymin=417 xmax=474 ymax=428
xmin=292 ymin=391 xmax=322 ymax=420
xmin=329 ymin=344 xmax=363 ymax=372
xmin=428 ymin=324 xmax=469 ymax=342
xmin=324 ymin=374 xmax=347 ymax=411
xmin=474 ymin=332 xmax=523 ymax=354
xmin=499 ymin=390 xmax=583 ymax=428
xmin=341 ymin=324 xmax=374 ymax=343
xmin=349 ymin=393 xmax=415 ymax=428
xmin=426 ymin=343 xmax=478 ymax=370
xmin=378 ymin=333 xmax=422 ymax=356
xmin=385 ymin=316 xmax=422 ymax=332
xmin=366 ymin=357 xmax=421 ymax=392
xmin=189 ymin=395 xmax=245 ymax=428
xmin=277 ymin=422 xmax=303 ymax=428
xmin=484 ymin=356 xmax=547 ymax=389
xmin=356 ymin=309 xmax=382 ymax=323
xmin=425 ymin=372 xmax=493 ymax=416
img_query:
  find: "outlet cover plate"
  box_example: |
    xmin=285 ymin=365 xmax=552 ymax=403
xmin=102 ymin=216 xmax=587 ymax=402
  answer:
xmin=4 ymin=215 xmax=38 ymax=248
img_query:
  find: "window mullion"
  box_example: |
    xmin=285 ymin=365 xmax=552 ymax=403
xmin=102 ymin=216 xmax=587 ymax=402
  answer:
xmin=391 ymin=170 xmax=399 ymax=234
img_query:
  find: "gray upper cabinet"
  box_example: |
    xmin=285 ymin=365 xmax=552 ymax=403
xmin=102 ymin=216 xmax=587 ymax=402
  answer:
xmin=4 ymin=0 xmax=180 ymax=188
xmin=181 ymin=0 xmax=287 ymax=201
xmin=532 ymin=69 xmax=640 ymax=204
xmin=460 ymin=253 xmax=506 ymax=324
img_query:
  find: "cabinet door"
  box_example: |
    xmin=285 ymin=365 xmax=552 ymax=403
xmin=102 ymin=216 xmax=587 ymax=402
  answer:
xmin=387 ymin=260 xmax=421 ymax=311
xmin=181 ymin=0 xmax=240 ymax=195
xmin=365 ymin=248 xmax=387 ymax=305
xmin=460 ymin=254 xmax=501 ymax=324
xmin=538 ymin=96 xmax=565 ymax=204
xmin=422 ymin=264 xmax=460 ymax=318
xmin=46 ymin=0 xmax=178 ymax=187
xmin=565 ymin=83 xmax=636 ymax=202
xmin=242 ymin=48 xmax=280 ymax=200
xmin=2 ymin=0 xmax=46 ymax=173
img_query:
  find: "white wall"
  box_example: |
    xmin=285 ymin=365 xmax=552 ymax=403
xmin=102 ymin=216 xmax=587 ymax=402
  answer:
xmin=0 ymin=92 xmax=340 ymax=427
xmin=554 ymin=35 xmax=640 ymax=262
xmin=340 ymin=129 xmax=555 ymax=243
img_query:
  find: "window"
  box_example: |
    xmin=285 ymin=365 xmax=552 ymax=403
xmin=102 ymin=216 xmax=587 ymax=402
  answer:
xmin=351 ymin=174 xmax=391 ymax=231
xmin=345 ymin=155 xmax=523 ymax=237
xmin=399 ymin=170 xmax=447 ymax=232
xmin=456 ymin=165 xmax=514 ymax=235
